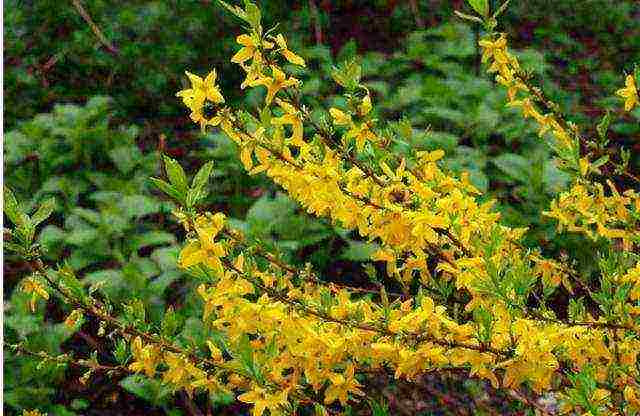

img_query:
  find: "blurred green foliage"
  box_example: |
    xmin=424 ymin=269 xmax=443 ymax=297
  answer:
xmin=4 ymin=0 xmax=640 ymax=414
xmin=4 ymin=0 xmax=306 ymax=129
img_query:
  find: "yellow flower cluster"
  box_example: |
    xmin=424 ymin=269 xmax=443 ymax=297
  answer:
xmin=178 ymin=212 xmax=227 ymax=275
xmin=22 ymin=411 xmax=46 ymax=416
xmin=617 ymin=74 xmax=639 ymax=112
xmin=166 ymin=7 xmax=640 ymax=414
xmin=166 ymin=212 xmax=639 ymax=415
xmin=479 ymin=35 xmax=585 ymax=174
xmin=545 ymin=181 xmax=640 ymax=250
xmin=21 ymin=276 xmax=49 ymax=313
xmin=128 ymin=336 xmax=224 ymax=396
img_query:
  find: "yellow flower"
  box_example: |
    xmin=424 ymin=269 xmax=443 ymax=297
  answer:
xmin=274 ymin=33 xmax=305 ymax=67
xmin=358 ymin=94 xmax=372 ymax=116
xmin=330 ymin=107 xmax=376 ymax=151
xmin=616 ymin=74 xmax=638 ymax=112
xmin=237 ymin=387 xmax=288 ymax=416
xmin=624 ymin=386 xmax=640 ymax=410
xmin=231 ymin=34 xmax=273 ymax=64
xmin=478 ymin=34 xmax=508 ymax=65
xmin=248 ymin=65 xmax=300 ymax=106
xmin=578 ymin=157 xmax=590 ymax=177
xmin=240 ymin=52 xmax=265 ymax=90
xmin=323 ymin=364 xmax=365 ymax=406
xmin=176 ymin=70 xmax=224 ymax=106
xmin=22 ymin=411 xmax=46 ymax=416
xmin=417 ymin=149 xmax=445 ymax=163
xmin=128 ymin=336 xmax=161 ymax=377
xmin=162 ymin=352 xmax=201 ymax=393
xmin=21 ymin=277 xmax=49 ymax=313
xmin=176 ymin=70 xmax=225 ymax=130
xmin=271 ymin=98 xmax=304 ymax=146
xmin=345 ymin=122 xmax=377 ymax=152
xmin=179 ymin=213 xmax=227 ymax=274
xmin=206 ymin=340 xmax=223 ymax=362
xmin=63 ymin=309 xmax=84 ymax=329
xmin=329 ymin=108 xmax=352 ymax=126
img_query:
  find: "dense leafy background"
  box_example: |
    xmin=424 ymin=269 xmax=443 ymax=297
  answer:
xmin=4 ymin=0 xmax=640 ymax=414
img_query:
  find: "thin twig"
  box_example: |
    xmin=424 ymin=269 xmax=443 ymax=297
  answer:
xmin=307 ymin=0 xmax=323 ymax=45
xmin=408 ymin=0 xmax=425 ymax=29
xmin=70 ymin=0 xmax=119 ymax=55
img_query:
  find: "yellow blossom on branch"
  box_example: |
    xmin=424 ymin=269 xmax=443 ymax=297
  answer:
xmin=231 ymin=34 xmax=273 ymax=64
xmin=21 ymin=277 xmax=49 ymax=313
xmin=248 ymin=65 xmax=300 ymax=106
xmin=179 ymin=213 xmax=227 ymax=274
xmin=274 ymin=33 xmax=305 ymax=67
xmin=616 ymin=74 xmax=639 ymax=112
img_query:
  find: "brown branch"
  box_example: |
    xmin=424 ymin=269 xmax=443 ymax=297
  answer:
xmin=308 ymin=0 xmax=323 ymax=45
xmin=408 ymin=0 xmax=425 ymax=29
xmin=180 ymin=391 xmax=205 ymax=416
xmin=221 ymin=257 xmax=510 ymax=358
xmin=70 ymin=0 xmax=119 ymax=55
xmin=9 ymin=343 xmax=126 ymax=375
xmin=508 ymin=389 xmax=552 ymax=416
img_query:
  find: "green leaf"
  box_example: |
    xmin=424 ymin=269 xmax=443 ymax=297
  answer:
xmin=4 ymin=186 xmax=35 ymax=245
xmin=340 ymin=240 xmax=380 ymax=262
xmin=4 ymin=186 xmax=24 ymax=228
xmin=235 ymin=334 xmax=264 ymax=383
xmin=492 ymin=153 xmax=530 ymax=182
xmin=71 ymin=398 xmax=90 ymax=411
xmin=130 ymin=231 xmax=175 ymax=251
xmin=119 ymin=374 xmax=172 ymax=406
xmin=162 ymin=155 xmax=188 ymax=196
xmin=151 ymin=246 xmax=180 ymax=271
xmin=57 ymin=265 xmax=87 ymax=302
xmin=243 ymin=0 xmax=261 ymax=29
xmin=109 ymin=145 xmax=142 ymax=175
xmin=187 ymin=161 xmax=214 ymax=207
xmin=118 ymin=195 xmax=161 ymax=219
xmin=161 ymin=307 xmax=180 ymax=337
xmin=65 ymin=227 xmax=100 ymax=246
xmin=467 ymin=0 xmax=489 ymax=16
xmin=150 ymin=178 xmax=183 ymax=204
xmin=149 ymin=271 xmax=181 ymax=297
xmin=218 ymin=0 xmax=248 ymax=23
xmin=368 ymin=398 xmax=390 ymax=416
xmin=542 ymin=160 xmax=570 ymax=193
xmin=331 ymin=59 xmax=362 ymax=91
xmin=4 ymin=241 xmax=25 ymax=254
xmin=114 ymin=339 xmax=129 ymax=365
xmin=31 ymin=197 xmax=57 ymax=226
xmin=596 ymin=111 xmax=611 ymax=141
xmin=492 ymin=0 xmax=511 ymax=18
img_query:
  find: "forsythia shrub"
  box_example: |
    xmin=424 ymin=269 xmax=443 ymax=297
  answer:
xmin=6 ymin=1 xmax=640 ymax=415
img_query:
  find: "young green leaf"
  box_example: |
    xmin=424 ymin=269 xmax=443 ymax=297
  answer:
xmin=331 ymin=59 xmax=362 ymax=91
xmin=161 ymin=306 xmax=180 ymax=337
xmin=31 ymin=197 xmax=57 ymax=226
xmin=162 ymin=155 xmax=189 ymax=196
xmin=492 ymin=0 xmax=511 ymax=19
xmin=4 ymin=186 xmax=35 ymax=245
xmin=150 ymin=178 xmax=184 ymax=205
xmin=187 ymin=161 xmax=215 ymax=208
xmin=467 ymin=0 xmax=489 ymax=16
xmin=4 ymin=186 xmax=24 ymax=228
xmin=596 ymin=110 xmax=611 ymax=142
xmin=218 ymin=0 xmax=249 ymax=23
xmin=243 ymin=0 xmax=262 ymax=29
